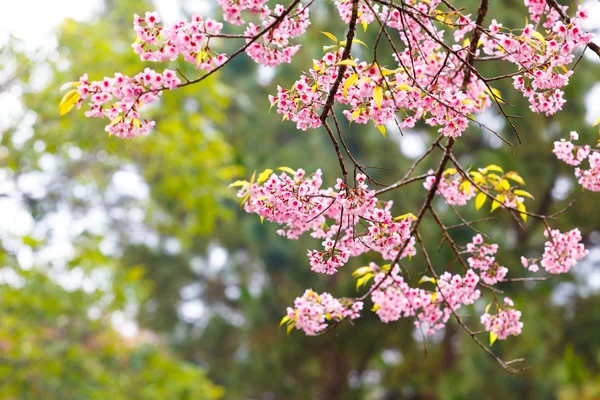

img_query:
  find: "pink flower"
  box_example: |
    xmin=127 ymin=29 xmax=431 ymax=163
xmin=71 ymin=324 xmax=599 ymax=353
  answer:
xmin=541 ymin=228 xmax=588 ymax=274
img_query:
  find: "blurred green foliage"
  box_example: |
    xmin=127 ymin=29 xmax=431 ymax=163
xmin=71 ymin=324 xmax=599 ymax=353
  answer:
xmin=1 ymin=0 xmax=599 ymax=399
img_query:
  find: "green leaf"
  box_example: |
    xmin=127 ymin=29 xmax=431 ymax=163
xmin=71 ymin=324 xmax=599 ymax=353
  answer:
xmin=475 ymin=192 xmax=487 ymax=211
xmin=490 ymin=331 xmax=498 ymax=346
xmin=58 ymin=89 xmax=80 ymax=116
xmin=337 ymin=59 xmax=358 ymax=67
xmin=418 ymin=276 xmax=437 ymax=284
xmin=513 ymin=189 xmax=534 ymax=200
xmin=228 ymin=180 xmax=248 ymax=188
xmin=320 ymin=31 xmax=338 ymax=42
xmin=373 ymin=86 xmax=383 ymax=109
xmin=517 ymin=201 xmax=527 ymax=222
xmin=277 ymin=166 xmax=296 ymax=175
xmin=343 ymin=73 xmax=358 ymax=98
xmin=505 ymin=171 xmax=525 ymax=186
xmin=479 ymin=164 xmax=504 ymax=174
xmin=257 ymin=168 xmax=273 ymax=184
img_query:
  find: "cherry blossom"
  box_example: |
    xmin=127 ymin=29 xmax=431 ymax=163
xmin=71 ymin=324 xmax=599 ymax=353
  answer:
xmin=480 ymin=297 xmax=523 ymax=340
xmin=466 ymin=234 xmax=508 ymax=285
xmin=284 ymin=289 xmax=363 ymax=335
xmin=541 ymin=228 xmax=588 ymax=274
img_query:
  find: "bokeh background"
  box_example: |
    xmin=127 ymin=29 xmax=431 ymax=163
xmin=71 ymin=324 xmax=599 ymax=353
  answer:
xmin=1 ymin=0 xmax=600 ymax=399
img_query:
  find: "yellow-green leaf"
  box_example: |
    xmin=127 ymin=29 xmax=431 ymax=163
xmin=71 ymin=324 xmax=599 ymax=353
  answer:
xmin=58 ymin=89 xmax=81 ymax=116
xmin=490 ymin=331 xmax=498 ymax=345
xmin=475 ymin=191 xmax=487 ymax=211
xmin=460 ymin=180 xmax=472 ymax=193
xmin=278 ymin=166 xmax=296 ymax=175
xmin=394 ymin=213 xmax=417 ymax=221
xmin=352 ymin=266 xmax=372 ymax=278
xmin=343 ymin=73 xmax=358 ymax=97
xmin=430 ymin=292 xmax=438 ymax=302
xmin=480 ymin=164 xmax=504 ymax=174
xmin=373 ymin=86 xmax=383 ymax=109
xmin=229 ymin=180 xmax=249 ymax=188
xmin=513 ymin=189 xmax=534 ymax=200
xmin=59 ymin=81 xmax=80 ymax=92
xmin=499 ymin=179 xmax=511 ymax=191
xmin=485 ymin=302 xmax=492 ymax=314
xmin=109 ymin=115 xmax=123 ymax=126
xmin=531 ymin=30 xmax=546 ymax=50
xmin=593 ymin=116 xmax=600 ymax=127
xmin=280 ymin=315 xmax=291 ymax=326
xmin=286 ymin=323 xmax=295 ymax=335
xmin=418 ymin=276 xmax=437 ymax=284
xmin=371 ymin=304 xmax=380 ymax=312
xmin=376 ymin=124 xmax=386 ymax=138
xmin=337 ymin=59 xmax=358 ymax=67
xmin=517 ymin=201 xmax=527 ymax=222
xmin=341 ymin=38 xmax=368 ymax=48
xmin=443 ymin=168 xmax=457 ymax=176
xmin=505 ymin=171 xmax=525 ymax=186
xmin=491 ymin=194 xmax=505 ymax=212
xmin=320 ymin=31 xmax=338 ymax=42
xmin=257 ymin=168 xmax=273 ymax=184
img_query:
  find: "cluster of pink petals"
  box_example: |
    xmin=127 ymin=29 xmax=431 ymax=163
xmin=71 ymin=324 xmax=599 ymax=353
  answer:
xmin=575 ymin=152 xmax=600 ymax=192
xmin=238 ymin=170 xmax=416 ymax=275
xmin=132 ymin=11 xmax=228 ymax=70
xmin=77 ymin=69 xmax=180 ymax=138
xmin=423 ymin=170 xmax=476 ymax=206
xmin=286 ymin=289 xmax=363 ymax=336
xmin=218 ymin=0 xmax=269 ymax=25
xmin=466 ymin=234 xmax=508 ymax=285
xmin=553 ymin=131 xmax=600 ymax=192
xmin=244 ymin=4 xmax=310 ymax=66
xmin=553 ymin=131 xmax=591 ymax=166
xmin=541 ymin=228 xmax=588 ymax=274
xmin=520 ymin=256 xmax=540 ymax=273
xmin=493 ymin=4 xmax=593 ymax=116
xmin=480 ymin=297 xmax=523 ymax=340
xmin=334 ymin=0 xmax=378 ymax=26
xmin=270 ymin=46 xmax=487 ymax=137
xmin=371 ymin=264 xmax=480 ymax=335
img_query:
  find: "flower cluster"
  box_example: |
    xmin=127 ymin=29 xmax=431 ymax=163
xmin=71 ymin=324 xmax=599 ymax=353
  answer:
xmin=132 ymin=11 xmax=228 ymax=69
xmin=540 ymin=228 xmax=588 ymax=274
xmin=284 ymin=289 xmax=363 ymax=336
xmin=576 ymin=152 xmax=600 ymax=192
xmin=236 ymin=169 xmax=416 ymax=275
xmin=496 ymin=4 xmax=593 ymax=116
xmin=480 ymin=297 xmax=523 ymax=340
xmin=466 ymin=234 xmax=508 ymax=285
xmin=370 ymin=264 xmax=480 ymax=335
xmin=520 ymin=256 xmax=539 ymax=273
xmin=243 ymin=4 xmax=310 ymax=66
xmin=423 ymin=169 xmax=476 ymax=206
xmin=67 ymin=69 xmax=180 ymax=138
xmin=334 ymin=0 xmax=378 ymax=27
xmin=553 ymin=131 xmax=590 ymax=166
xmin=218 ymin=0 xmax=269 ymax=25
xmin=65 ymin=4 xmax=309 ymax=136
xmin=553 ymin=131 xmax=600 ymax=192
